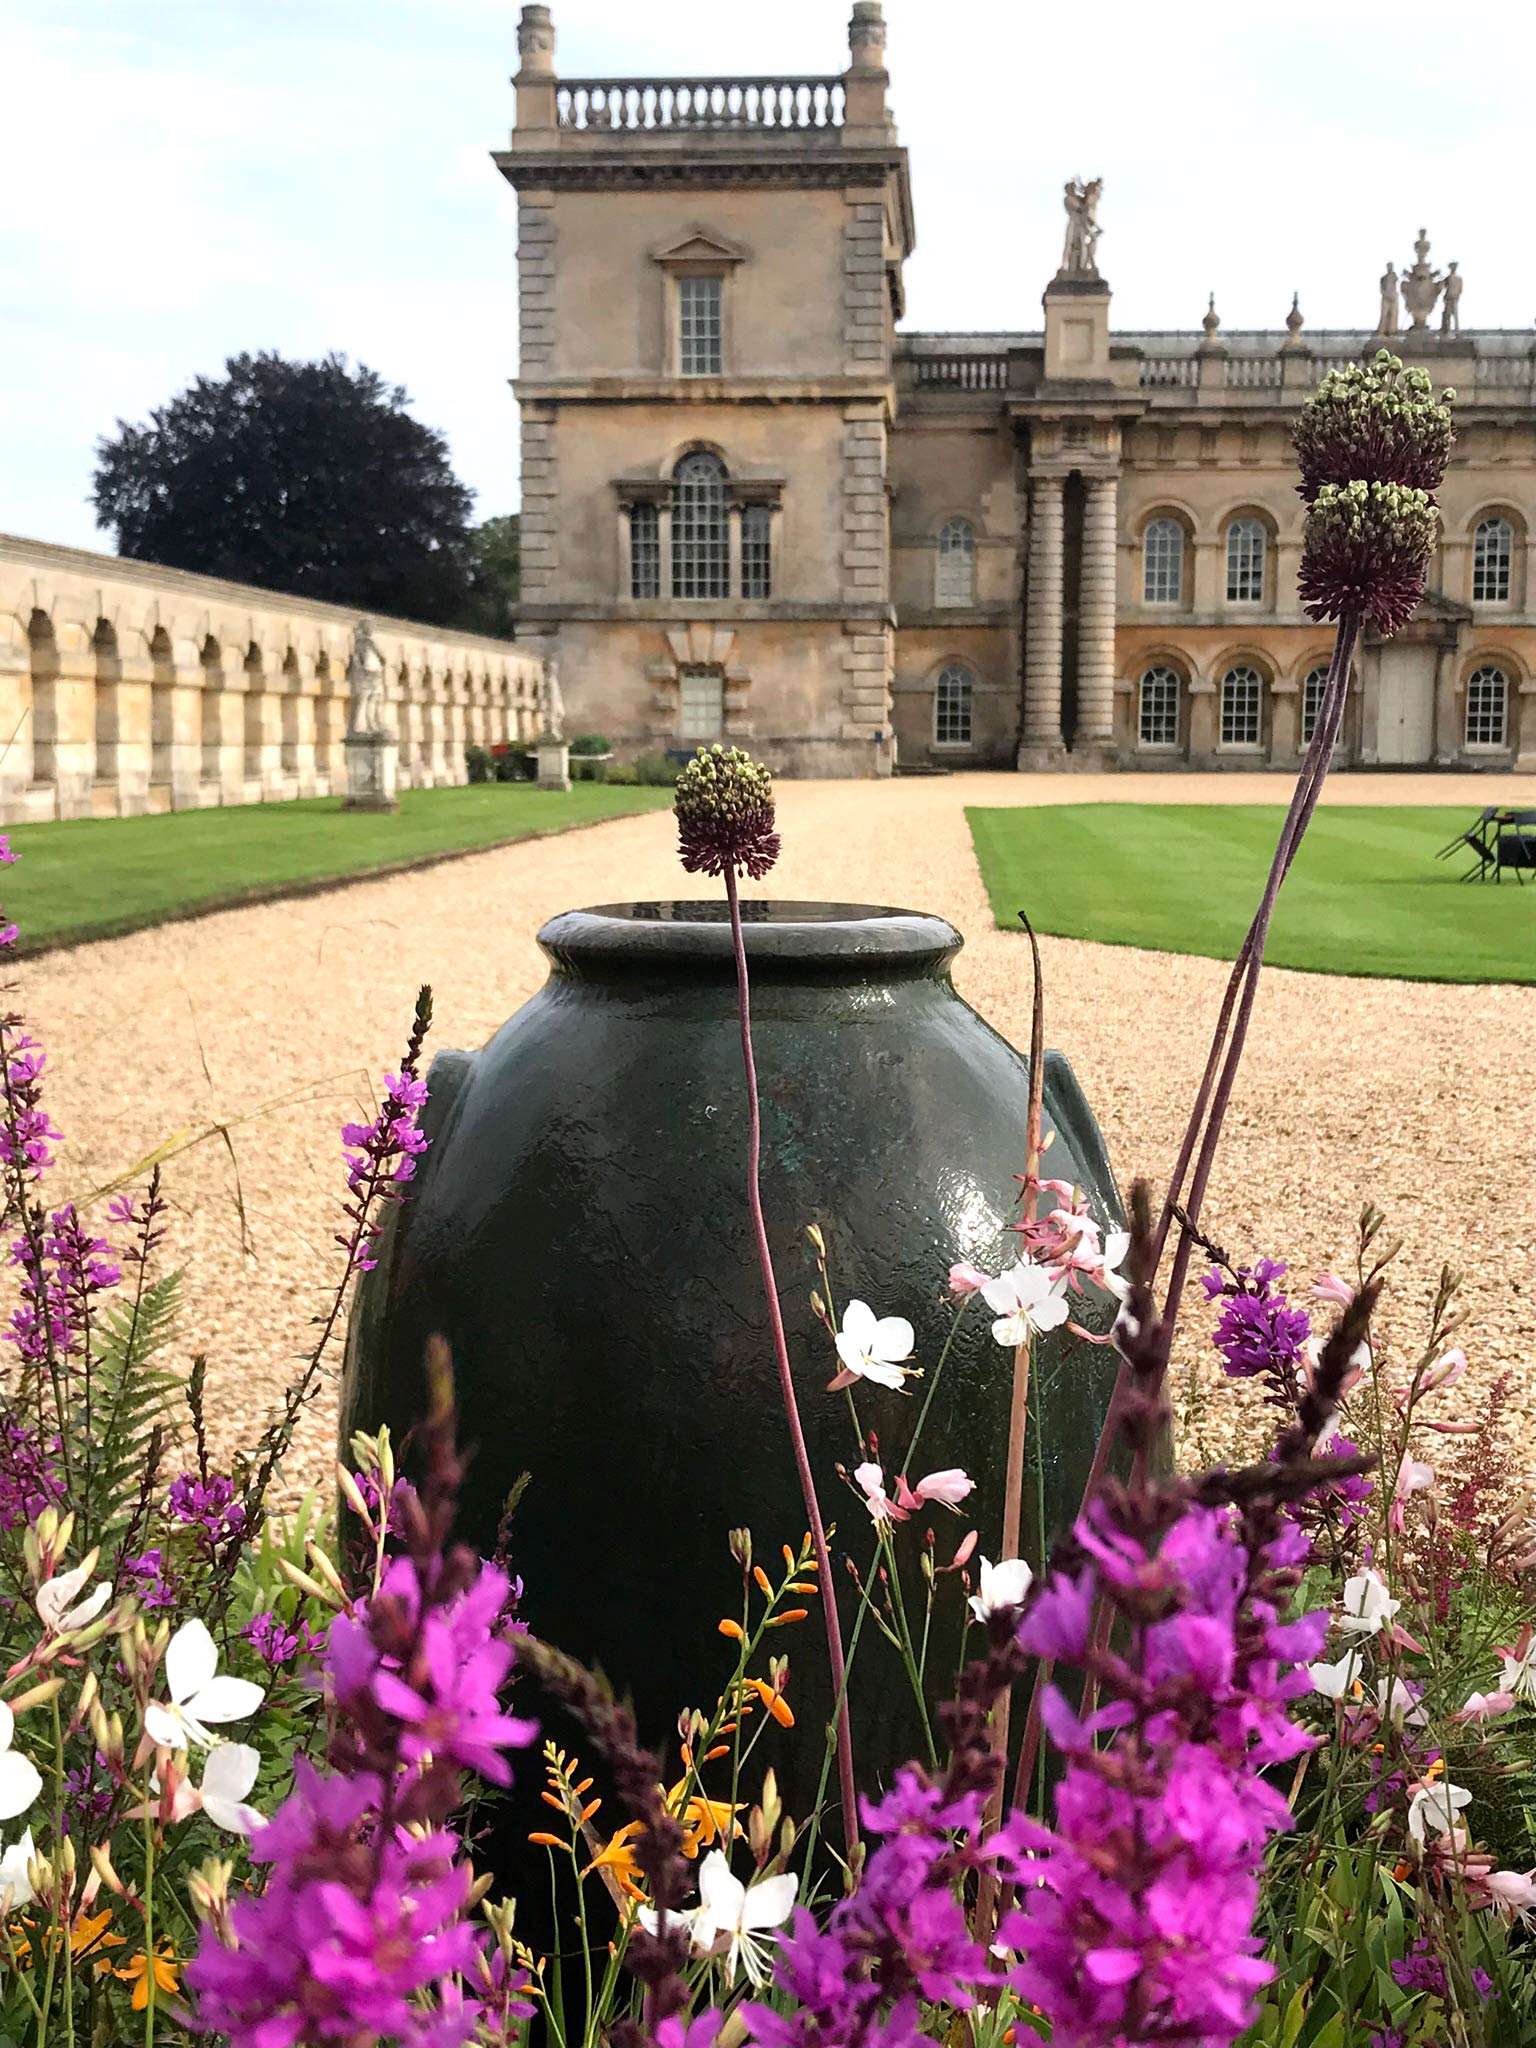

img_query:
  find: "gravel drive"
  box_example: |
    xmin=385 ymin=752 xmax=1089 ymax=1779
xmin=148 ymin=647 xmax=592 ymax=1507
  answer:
xmin=26 ymin=769 xmax=1536 ymax=1495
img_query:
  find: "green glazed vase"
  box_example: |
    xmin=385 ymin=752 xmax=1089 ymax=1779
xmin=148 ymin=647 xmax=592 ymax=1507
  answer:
xmin=339 ymin=901 xmax=1123 ymax=1897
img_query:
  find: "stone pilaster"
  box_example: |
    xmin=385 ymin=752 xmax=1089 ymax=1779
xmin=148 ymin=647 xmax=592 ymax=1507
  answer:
xmin=1268 ymin=677 xmax=1300 ymax=767
xmin=842 ymin=191 xmax=888 ymax=374
xmin=1018 ymin=474 xmax=1066 ymax=766
xmin=1076 ymin=474 xmax=1118 ymax=749
xmin=518 ymin=187 xmax=559 ymax=613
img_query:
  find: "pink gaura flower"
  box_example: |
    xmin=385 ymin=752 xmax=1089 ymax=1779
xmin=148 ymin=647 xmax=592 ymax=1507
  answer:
xmin=947 ymin=1262 xmax=991 ymax=1297
xmin=853 ymin=1462 xmax=905 ymax=1525
xmin=894 ymin=1467 xmax=975 ymax=1514
xmin=1312 ymin=1272 xmax=1356 ymax=1308
xmin=1456 ymin=1689 xmax=1518 ymax=1724
xmin=1390 ymin=1454 xmax=1434 ymax=1532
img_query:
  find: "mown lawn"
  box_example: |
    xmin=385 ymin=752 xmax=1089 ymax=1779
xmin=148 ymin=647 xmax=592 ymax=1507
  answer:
xmin=966 ymin=804 xmax=1536 ymax=983
xmin=2 ymin=784 xmax=675 ymax=952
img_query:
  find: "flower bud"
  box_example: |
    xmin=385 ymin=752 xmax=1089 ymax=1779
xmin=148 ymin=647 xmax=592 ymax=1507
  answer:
xmin=673 ymin=744 xmax=781 ymax=880
xmin=1293 ymin=349 xmax=1454 ymax=502
xmin=805 ymin=1223 xmax=825 ymax=1256
xmin=90 ymin=1843 xmax=126 ymax=1895
xmin=727 ymin=1527 xmax=753 ymax=1571
xmin=1298 ymin=481 xmax=1439 ymax=635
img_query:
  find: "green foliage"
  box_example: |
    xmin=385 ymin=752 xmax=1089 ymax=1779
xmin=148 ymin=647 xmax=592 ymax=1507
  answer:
xmin=91 ymin=350 xmax=479 ymax=628
xmin=604 ymin=749 xmax=681 ymax=788
xmin=567 ymin=734 xmax=612 ymax=756
xmin=464 ymin=512 xmax=521 ymax=637
xmin=465 ymin=743 xmax=493 ymax=784
xmin=78 ymin=1269 xmax=182 ymax=1548
xmin=967 ymin=803 xmax=1536 ymax=983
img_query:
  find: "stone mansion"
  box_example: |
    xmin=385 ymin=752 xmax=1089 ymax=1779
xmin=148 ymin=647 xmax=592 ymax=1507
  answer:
xmin=500 ymin=3 xmax=1536 ymax=776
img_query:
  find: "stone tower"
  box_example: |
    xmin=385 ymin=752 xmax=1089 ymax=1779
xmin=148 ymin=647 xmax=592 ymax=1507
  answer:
xmin=494 ymin=3 xmax=914 ymax=775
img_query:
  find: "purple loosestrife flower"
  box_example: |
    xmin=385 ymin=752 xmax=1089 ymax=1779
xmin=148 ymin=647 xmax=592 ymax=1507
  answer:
xmin=169 ymin=1470 xmax=247 ymax=1547
xmin=124 ymin=1548 xmax=179 ymax=1612
xmin=1203 ymin=1260 xmax=1311 ymax=1411
xmin=340 ymin=1069 xmax=431 ymax=1275
xmin=0 ymin=1414 xmax=63 ymax=1531
xmin=673 ymin=745 xmax=781 ymax=881
xmin=0 ymin=1034 xmax=63 ymax=1182
xmin=5 ymin=1204 xmax=121 ymax=1369
xmin=243 ymin=1608 xmax=328 ymax=1669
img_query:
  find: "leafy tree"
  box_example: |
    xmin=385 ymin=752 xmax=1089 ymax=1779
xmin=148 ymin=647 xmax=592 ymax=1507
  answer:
xmin=92 ymin=351 xmax=478 ymax=628
xmin=465 ymin=513 xmax=521 ymax=637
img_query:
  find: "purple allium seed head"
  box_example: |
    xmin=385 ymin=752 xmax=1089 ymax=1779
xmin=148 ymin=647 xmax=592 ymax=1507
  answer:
xmin=1298 ymin=480 xmax=1439 ymax=635
xmin=1293 ymin=348 xmax=1454 ymax=504
xmin=673 ymin=743 xmax=781 ymax=880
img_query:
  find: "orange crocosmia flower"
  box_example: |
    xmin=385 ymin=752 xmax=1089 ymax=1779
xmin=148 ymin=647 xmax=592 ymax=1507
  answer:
xmin=117 ymin=1946 xmax=180 ymax=2010
xmin=749 ymin=1680 xmax=794 ymax=1728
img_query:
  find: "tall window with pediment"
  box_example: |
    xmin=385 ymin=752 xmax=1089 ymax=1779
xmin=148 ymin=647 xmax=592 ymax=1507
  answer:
xmin=1473 ymin=517 xmax=1513 ymax=604
xmin=672 ymin=452 xmax=729 ymax=600
xmin=1225 ymin=518 xmax=1266 ymax=604
xmin=935 ymin=519 xmax=976 ymax=607
xmin=1142 ymin=519 xmax=1184 ymax=604
xmin=678 ymin=276 xmax=723 ymax=377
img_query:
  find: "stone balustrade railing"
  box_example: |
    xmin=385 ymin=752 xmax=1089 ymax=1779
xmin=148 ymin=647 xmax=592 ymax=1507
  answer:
xmin=555 ymin=77 xmax=846 ymax=132
xmin=1137 ymin=356 xmax=1200 ymax=388
xmin=912 ymin=354 xmax=1009 ymax=391
xmin=0 ymin=534 xmax=545 ymax=824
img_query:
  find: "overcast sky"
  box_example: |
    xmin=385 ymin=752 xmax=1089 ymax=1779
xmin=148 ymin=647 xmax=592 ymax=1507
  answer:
xmin=5 ymin=0 xmax=1533 ymax=552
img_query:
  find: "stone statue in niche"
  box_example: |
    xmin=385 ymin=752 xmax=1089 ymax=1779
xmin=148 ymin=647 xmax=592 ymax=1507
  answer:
xmin=347 ymin=618 xmax=388 ymax=737
xmin=1060 ymin=178 xmax=1102 ymax=278
xmin=1401 ymin=228 xmax=1444 ymax=329
xmin=542 ymin=657 xmax=565 ymax=741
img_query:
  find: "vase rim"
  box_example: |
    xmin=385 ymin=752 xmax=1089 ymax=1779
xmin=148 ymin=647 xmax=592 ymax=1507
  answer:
xmin=537 ymin=902 xmax=963 ymax=980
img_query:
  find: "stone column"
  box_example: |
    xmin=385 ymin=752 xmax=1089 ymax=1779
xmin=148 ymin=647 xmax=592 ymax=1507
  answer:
xmin=1269 ymin=678 xmax=1300 ymax=767
xmin=48 ymin=620 xmax=97 ymax=818
xmin=1018 ymin=473 xmax=1065 ymax=767
xmin=1432 ymin=639 xmax=1462 ymax=764
xmin=1186 ymin=675 xmax=1218 ymax=763
xmin=1076 ymin=474 xmax=1118 ymax=750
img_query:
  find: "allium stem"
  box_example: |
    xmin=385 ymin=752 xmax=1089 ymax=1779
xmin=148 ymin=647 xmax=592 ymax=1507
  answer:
xmin=1154 ymin=610 xmax=1362 ymax=1366
xmin=722 ymin=865 xmax=860 ymax=1859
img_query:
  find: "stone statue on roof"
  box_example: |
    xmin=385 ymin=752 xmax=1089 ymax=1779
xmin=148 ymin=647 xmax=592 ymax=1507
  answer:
xmin=1377 ymin=262 xmax=1401 ymax=336
xmin=1440 ymin=261 xmax=1462 ymax=336
xmin=1402 ymin=228 xmax=1444 ymax=329
xmin=1060 ymin=178 xmax=1102 ymax=278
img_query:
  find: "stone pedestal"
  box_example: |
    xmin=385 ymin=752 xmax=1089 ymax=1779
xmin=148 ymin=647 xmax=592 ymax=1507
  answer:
xmin=343 ymin=731 xmax=399 ymax=812
xmin=536 ymin=738 xmax=571 ymax=791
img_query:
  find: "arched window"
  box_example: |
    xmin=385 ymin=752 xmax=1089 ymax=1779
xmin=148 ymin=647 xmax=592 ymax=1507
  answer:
xmin=1465 ymin=665 xmax=1509 ymax=748
xmin=1473 ymin=517 xmax=1514 ymax=604
xmin=629 ymin=502 xmax=660 ymax=599
xmin=741 ymin=504 xmax=772 ymax=599
xmin=1301 ymin=665 xmax=1329 ymax=744
xmin=671 ymin=452 xmax=729 ymax=599
xmin=1220 ymin=665 xmax=1263 ymax=747
xmin=1138 ymin=666 xmax=1180 ymax=747
xmin=1225 ymin=518 xmax=1266 ymax=604
xmin=1142 ymin=519 xmax=1184 ymax=604
xmin=933 ymin=664 xmax=974 ymax=746
xmin=935 ymin=519 xmax=976 ymax=607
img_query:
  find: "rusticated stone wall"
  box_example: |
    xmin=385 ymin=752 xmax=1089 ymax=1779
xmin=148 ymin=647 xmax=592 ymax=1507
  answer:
xmin=0 ymin=535 xmax=546 ymax=822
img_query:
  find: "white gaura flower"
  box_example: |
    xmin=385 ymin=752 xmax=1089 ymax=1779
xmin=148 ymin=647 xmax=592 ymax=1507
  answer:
xmin=833 ymin=1301 xmax=916 ymax=1392
xmin=981 ymin=1260 xmax=1069 ymax=1348
xmin=1096 ymin=1230 xmax=1132 ymax=1301
xmin=199 ymin=1742 xmax=263 ymax=1836
xmin=0 ymin=1703 xmax=42 ymax=1822
xmin=1372 ymin=1677 xmax=1428 ymax=1728
xmin=145 ymin=1620 xmax=264 ymax=1750
xmin=1498 ymin=1630 xmax=1536 ymax=1703
xmin=1338 ymin=1568 xmax=1399 ymax=1637
xmin=0 ymin=1829 xmax=34 ymax=1909
xmin=1407 ymin=1778 xmax=1473 ymax=1845
xmin=642 ymin=1850 xmax=797 ymax=1988
xmin=1308 ymin=1652 xmax=1363 ymax=1701
xmin=968 ymin=1557 xmax=1033 ymax=1625
xmin=36 ymin=1560 xmax=111 ymax=1637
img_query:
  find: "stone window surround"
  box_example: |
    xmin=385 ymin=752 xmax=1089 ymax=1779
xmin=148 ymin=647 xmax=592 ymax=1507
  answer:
xmin=1139 ymin=512 xmax=1190 ymax=606
xmin=1217 ymin=660 xmax=1269 ymax=751
xmin=1136 ymin=663 xmax=1182 ymax=750
xmin=650 ymin=229 xmax=747 ymax=381
xmin=614 ymin=464 xmax=785 ymax=605
xmin=933 ymin=516 xmax=977 ymax=608
xmin=1469 ymin=508 xmax=1521 ymax=608
xmin=1223 ymin=514 xmax=1271 ymax=607
xmin=645 ymin=623 xmax=753 ymax=744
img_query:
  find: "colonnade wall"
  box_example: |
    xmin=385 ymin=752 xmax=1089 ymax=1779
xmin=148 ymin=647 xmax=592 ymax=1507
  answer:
xmin=0 ymin=535 xmax=545 ymax=823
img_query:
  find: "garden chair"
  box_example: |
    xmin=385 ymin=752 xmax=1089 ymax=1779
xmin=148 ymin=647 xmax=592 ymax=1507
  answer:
xmin=1494 ymin=808 xmax=1536 ymax=886
xmin=1435 ymin=807 xmax=1499 ymax=882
